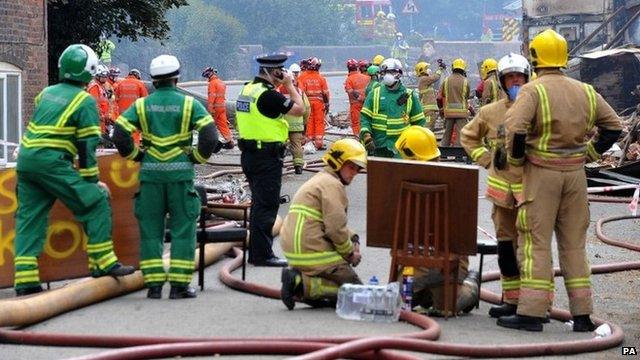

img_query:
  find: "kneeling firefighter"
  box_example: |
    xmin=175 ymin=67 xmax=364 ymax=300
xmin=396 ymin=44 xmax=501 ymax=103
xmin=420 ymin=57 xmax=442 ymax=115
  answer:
xmin=279 ymin=138 xmax=366 ymax=310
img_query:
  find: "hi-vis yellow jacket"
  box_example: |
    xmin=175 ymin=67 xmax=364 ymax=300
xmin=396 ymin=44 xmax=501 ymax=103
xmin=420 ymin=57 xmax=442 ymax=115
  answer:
xmin=280 ymin=169 xmax=356 ymax=276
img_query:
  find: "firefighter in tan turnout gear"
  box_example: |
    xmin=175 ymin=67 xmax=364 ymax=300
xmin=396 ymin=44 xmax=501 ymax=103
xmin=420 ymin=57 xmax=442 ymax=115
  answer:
xmin=461 ymin=53 xmax=530 ymax=318
xmin=479 ymin=58 xmax=505 ymax=105
xmin=439 ymin=58 xmax=470 ymax=146
xmin=499 ymin=29 xmax=622 ymax=332
xmin=279 ymin=139 xmax=366 ymax=310
xmin=415 ymin=61 xmax=445 ymax=131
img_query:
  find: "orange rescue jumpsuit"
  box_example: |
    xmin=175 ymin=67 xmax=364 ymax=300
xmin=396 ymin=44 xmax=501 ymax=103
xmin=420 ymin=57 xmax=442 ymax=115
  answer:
xmin=344 ymin=70 xmax=370 ymax=136
xmin=299 ymin=70 xmax=330 ymax=149
xmin=115 ymin=75 xmax=148 ymax=144
xmin=87 ymin=80 xmax=110 ymax=133
xmin=207 ymin=74 xmax=232 ymax=142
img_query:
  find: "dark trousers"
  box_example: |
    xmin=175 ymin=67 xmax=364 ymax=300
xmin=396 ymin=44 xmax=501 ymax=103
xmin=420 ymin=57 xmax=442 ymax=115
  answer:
xmin=241 ymin=148 xmax=283 ymax=262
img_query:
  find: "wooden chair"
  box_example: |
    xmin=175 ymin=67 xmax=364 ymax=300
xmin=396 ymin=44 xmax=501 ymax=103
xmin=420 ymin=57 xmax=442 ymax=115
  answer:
xmin=388 ymin=181 xmax=460 ymax=318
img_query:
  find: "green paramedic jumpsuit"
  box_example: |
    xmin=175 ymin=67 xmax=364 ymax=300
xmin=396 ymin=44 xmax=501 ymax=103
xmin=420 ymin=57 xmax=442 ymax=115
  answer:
xmin=115 ymin=83 xmax=215 ymax=288
xmin=14 ymin=82 xmax=121 ymax=290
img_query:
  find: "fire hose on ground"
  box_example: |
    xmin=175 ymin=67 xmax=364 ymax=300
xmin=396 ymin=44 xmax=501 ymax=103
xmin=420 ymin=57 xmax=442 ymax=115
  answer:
xmin=0 ymin=170 xmax=638 ymax=358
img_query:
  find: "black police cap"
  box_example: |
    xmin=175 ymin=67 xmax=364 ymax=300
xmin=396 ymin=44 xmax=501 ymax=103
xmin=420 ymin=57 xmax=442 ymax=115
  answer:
xmin=256 ymin=54 xmax=288 ymax=68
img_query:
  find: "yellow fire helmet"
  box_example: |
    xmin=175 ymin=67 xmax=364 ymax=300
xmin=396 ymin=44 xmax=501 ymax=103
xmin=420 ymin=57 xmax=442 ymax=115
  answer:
xmin=395 ymin=126 xmax=441 ymax=162
xmin=322 ymin=138 xmax=367 ymax=171
xmin=452 ymin=58 xmax=467 ymax=71
xmin=529 ymin=29 xmax=568 ymax=69
xmin=414 ymin=61 xmax=430 ymax=76
xmin=372 ymin=54 xmax=385 ymax=66
xmin=480 ymin=58 xmax=498 ymax=79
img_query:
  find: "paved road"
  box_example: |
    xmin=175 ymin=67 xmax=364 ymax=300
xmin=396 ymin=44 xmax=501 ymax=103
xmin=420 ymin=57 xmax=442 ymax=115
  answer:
xmin=1 ymin=144 xmax=638 ymax=359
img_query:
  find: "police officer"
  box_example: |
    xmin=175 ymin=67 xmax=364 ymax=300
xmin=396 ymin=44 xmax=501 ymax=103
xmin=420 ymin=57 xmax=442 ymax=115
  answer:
xmin=113 ymin=54 xmax=219 ymax=299
xmin=500 ymin=29 xmax=622 ymax=332
xmin=236 ymin=54 xmax=305 ymax=267
xmin=13 ymin=44 xmax=135 ymax=297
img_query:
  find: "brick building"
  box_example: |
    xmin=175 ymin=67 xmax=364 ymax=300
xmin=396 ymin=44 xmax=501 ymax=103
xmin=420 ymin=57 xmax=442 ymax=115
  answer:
xmin=0 ymin=0 xmax=48 ymax=163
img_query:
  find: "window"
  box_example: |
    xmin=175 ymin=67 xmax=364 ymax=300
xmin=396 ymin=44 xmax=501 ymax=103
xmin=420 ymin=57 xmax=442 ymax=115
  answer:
xmin=0 ymin=62 xmax=22 ymax=165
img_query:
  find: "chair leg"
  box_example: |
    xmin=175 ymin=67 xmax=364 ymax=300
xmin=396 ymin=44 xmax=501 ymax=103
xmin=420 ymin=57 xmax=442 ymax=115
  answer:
xmin=476 ymin=254 xmax=484 ymax=309
xmin=388 ymin=256 xmax=398 ymax=283
xmin=241 ymin=239 xmax=247 ymax=281
xmin=452 ymin=263 xmax=459 ymax=318
xmin=199 ymin=241 xmax=205 ymax=291
xmin=443 ymin=265 xmax=450 ymax=319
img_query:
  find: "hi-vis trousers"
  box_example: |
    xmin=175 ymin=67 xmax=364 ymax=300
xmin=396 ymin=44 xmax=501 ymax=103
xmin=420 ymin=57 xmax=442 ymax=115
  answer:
xmin=516 ymin=163 xmax=592 ymax=317
xmin=492 ymin=204 xmax=520 ymax=305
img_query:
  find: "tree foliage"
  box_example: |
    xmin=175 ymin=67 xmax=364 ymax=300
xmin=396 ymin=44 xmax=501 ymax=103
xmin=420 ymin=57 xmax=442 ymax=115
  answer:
xmin=114 ymin=0 xmax=245 ymax=80
xmin=211 ymin=0 xmax=357 ymax=51
xmin=47 ymin=0 xmax=187 ymax=83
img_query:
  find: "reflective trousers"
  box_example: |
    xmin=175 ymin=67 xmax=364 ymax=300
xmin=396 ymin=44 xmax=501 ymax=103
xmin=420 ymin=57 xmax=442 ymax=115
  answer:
xmin=424 ymin=110 xmax=438 ymax=131
xmin=136 ymin=181 xmax=200 ymax=287
xmin=440 ymin=117 xmax=468 ymax=147
xmin=14 ymin=154 xmax=119 ymax=290
xmin=288 ymin=132 xmax=304 ymax=167
xmin=516 ymin=163 xmax=592 ymax=317
xmin=300 ymin=263 xmax=362 ymax=303
xmin=305 ymin=100 xmax=326 ymax=148
xmin=214 ymin=107 xmax=232 ymax=141
xmin=492 ymin=204 xmax=520 ymax=304
xmin=349 ymin=102 xmax=363 ymax=136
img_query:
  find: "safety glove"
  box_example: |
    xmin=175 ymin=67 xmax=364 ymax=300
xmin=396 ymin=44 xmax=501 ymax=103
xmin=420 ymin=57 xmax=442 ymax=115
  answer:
xmin=363 ymin=133 xmax=376 ymax=153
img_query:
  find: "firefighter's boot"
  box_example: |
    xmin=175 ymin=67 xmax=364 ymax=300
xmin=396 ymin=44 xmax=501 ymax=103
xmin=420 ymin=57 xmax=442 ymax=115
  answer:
xmin=281 ymin=267 xmax=302 ymax=310
xmin=497 ymin=314 xmax=544 ymax=332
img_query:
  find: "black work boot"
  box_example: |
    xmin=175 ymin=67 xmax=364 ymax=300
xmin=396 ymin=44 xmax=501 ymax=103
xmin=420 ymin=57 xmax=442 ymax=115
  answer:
xmin=169 ymin=285 xmax=197 ymax=299
xmin=147 ymin=286 xmax=163 ymax=299
xmin=573 ymin=315 xmax=596 ymax=332
xmin=294 ymin=166 xmax=303 ymax=175
xmin=497 ymin=314 xmax=544 ymax=332
xmin=15 ymin=285 xmax=43 ymax=297
xmin=106 ymin=263 xmax=136 ymax=277
xmin=281 ymin=267 xmax=301 ymax=310
xmin=489 ymin=303 xmax=517 ymax=318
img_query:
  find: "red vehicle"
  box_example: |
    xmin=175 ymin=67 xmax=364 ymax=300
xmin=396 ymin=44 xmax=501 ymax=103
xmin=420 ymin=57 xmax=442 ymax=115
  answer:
xmin=354 ymin=0 xmax=392 ymax=37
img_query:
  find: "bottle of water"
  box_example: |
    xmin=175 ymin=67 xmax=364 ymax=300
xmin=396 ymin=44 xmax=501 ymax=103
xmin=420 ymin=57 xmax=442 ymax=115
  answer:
xmin=401 ymin=266 xmax=414 ymax=311
xmin=336 ymin=282 xmax=401 ymax=323
xmin=368 ymin=275 xmax=379 ymax=285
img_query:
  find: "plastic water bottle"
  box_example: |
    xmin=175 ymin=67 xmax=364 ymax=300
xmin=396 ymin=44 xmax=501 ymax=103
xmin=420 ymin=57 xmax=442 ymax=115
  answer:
xmin=401 ymin=266 xmax=414 ymax=311
xmin=369 ymin=275 xmax=379 ymax=285
xmin=336 ymin=282 xmax=401 ymax=323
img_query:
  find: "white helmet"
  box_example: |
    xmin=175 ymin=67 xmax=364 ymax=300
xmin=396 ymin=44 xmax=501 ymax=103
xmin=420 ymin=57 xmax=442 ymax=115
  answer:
xmin=497 ymin=53 xmax=530 ymax=93
xmin=380 ymin=58 xmax=403 ymax=74
xmin=387 ymin=13 xmax=396 ymax=20
xmin=380 ymin=58 xmax=403 ymax=87
xmin=289 ymin=63 xmax=301 ymax=73
xmin=149 ymin=54 xmax=180 ymax=80
xmin=96 ymin=64 xmax=109 ymax=77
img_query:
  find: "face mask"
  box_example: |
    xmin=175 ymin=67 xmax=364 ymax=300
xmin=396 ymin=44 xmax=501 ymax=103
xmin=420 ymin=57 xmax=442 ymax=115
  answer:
xmin=507 ymin=85 xmax=521 ymax=101
xmin=382 ymin=73 xmax=398 ymax=86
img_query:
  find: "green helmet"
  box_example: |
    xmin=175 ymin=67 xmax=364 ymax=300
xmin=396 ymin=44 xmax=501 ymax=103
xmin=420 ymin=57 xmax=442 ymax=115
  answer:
xmin=58 ymin=44 xmax=99 ymax=83
xmin=367 ymin=65 xmax=380 ymax=76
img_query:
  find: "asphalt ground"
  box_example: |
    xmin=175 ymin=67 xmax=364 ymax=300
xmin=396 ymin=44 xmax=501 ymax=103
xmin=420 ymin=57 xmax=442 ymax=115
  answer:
xmin=2 ymin=78 xmax=639 ymax=359
xmin=1 ymin=138 xmax=639 ymax=359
